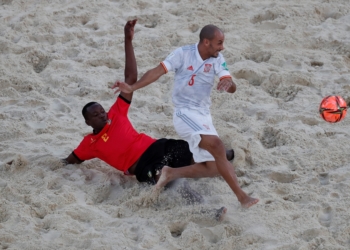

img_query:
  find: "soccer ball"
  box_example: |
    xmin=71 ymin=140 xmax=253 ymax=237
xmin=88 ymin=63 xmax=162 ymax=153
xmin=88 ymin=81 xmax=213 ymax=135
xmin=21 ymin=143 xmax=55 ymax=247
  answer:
xmin=319 ymin=95 xmax=347 ymax=123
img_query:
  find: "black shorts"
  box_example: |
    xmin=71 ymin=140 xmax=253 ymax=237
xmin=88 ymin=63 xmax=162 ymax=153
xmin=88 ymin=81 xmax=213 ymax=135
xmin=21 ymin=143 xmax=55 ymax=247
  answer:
xmin=134 ymin=138 xmax=193 ymax=184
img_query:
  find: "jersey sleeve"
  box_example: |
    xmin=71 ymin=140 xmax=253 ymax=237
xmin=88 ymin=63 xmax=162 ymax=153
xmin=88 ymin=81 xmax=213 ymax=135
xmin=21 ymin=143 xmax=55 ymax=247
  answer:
xmin=215 ymin=53 xmax=232 ymax=80
xmin=160 ymin=47 xmax=183 ymax=73
xmin=108 ymin=95 xmax=131 ymax=117
xmin=73 ymin=137 xmax=95 ymax=161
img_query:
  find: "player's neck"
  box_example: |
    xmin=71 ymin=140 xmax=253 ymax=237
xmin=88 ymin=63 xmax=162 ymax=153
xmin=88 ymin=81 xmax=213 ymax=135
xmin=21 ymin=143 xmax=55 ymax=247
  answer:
xmin=197 ymin=43 xmax=210 ymax=61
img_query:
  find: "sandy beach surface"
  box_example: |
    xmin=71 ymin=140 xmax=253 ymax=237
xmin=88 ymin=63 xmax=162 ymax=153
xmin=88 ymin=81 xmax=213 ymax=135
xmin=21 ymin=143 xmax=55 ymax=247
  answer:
xmin=1 ymin=0 xmax=350 ymax=249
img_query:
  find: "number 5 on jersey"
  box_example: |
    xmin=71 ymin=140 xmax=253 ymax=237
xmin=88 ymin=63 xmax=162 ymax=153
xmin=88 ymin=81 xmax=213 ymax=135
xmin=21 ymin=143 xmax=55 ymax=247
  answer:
xmin=188 ymin=74 xmax=196 ymax=86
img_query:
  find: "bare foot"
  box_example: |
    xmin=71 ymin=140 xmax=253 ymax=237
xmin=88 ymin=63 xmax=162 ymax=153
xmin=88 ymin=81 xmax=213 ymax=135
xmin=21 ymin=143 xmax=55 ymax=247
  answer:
xmin=240 ymin=196 xmax=259 ymax=208
xmin=155 ymin=166 xmax=172 ymax=189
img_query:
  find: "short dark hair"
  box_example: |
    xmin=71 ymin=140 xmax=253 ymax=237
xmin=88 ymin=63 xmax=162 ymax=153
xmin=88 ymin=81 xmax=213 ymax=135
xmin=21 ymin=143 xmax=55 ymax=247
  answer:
xmin=82 ymin=102 xmax=97 ymax=120
xmin=199 ymin=24 xmax=222 ymax=42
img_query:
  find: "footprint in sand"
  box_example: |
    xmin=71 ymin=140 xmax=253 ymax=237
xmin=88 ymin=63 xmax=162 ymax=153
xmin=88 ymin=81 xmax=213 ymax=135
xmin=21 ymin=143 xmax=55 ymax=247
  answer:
xmin=301 ymin=228 xmax=327 ymax=242
xmin=269 ymin=171 xmax=297 ymax=183
xmin=200 ymin=228 xmax=221 ymax=244
xmin=310 ymin=61 xmax=324 ymax=67
xmin=234 ymin=68 xmax=264 ymax=86
xmin=168 ymin=207 xmax=226 ymax=239
xmin=251 ymin=10 xmax=278 ymax=24
xmin=330 ymin=192 xmax=339 ymax=200
xmin=169 ymin=221 xmax=187 ymax=238
xmin=51 ymin=99 xmax=71 ymax=113
xmin=89 ymin=182 xmax=111 ymax=204
xmin=135 ymin=14 xmax=160 ymax=28
xmin=318 ymin=206 xmax=332 ymax=227
xmin=256 ymin=22 xmax=286 ymax=30
xmin=319 ymin=172 xmax=329 ymax=185
xmin=27 ymin=50 xmax=50 ymax=73
xmin=244 ymin=51 xmax=271 ymax=63
xmin=0 ymin=204 xmax=10 ymax=223
xmin=128 ymin=226 xmax=140 ymax=241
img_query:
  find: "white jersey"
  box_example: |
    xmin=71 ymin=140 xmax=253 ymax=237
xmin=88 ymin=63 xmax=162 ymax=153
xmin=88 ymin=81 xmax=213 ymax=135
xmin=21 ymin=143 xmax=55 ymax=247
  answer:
xmin=161 ymin=43 xmax=232 ymax=111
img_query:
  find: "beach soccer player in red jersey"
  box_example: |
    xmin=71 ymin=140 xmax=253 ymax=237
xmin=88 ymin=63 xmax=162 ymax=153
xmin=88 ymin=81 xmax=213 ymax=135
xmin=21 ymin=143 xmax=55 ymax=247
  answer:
xmin=112 ymin=24 xmax=259 ymax=208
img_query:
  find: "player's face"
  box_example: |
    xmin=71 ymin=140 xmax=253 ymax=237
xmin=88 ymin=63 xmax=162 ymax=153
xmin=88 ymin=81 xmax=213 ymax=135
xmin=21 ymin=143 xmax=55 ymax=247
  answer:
xmin=85 ymin=103 xmax=108 ymax=132
xmin=208 ymin=30 xmax=225 ymax=58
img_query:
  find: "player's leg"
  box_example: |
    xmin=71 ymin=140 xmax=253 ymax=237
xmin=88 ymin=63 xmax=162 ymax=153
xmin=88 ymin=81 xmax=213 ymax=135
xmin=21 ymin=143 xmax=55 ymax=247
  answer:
xmin=172 ymin=109 xmax=258 ymax=207
xmin=199 ymin=134 xmax=259 ymax=208
xmin=155 ymin=146 xmax=234 ymax=188
xmin=155 ymin=161 xmax=219 ymax=189
xmin=155 ymin=138 xmax=219 ymax=188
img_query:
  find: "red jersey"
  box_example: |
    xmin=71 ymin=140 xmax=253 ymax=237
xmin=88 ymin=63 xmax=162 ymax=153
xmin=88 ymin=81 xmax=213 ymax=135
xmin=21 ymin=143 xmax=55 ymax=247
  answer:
xmin=73 ymin=96 xmax=156 ymax=172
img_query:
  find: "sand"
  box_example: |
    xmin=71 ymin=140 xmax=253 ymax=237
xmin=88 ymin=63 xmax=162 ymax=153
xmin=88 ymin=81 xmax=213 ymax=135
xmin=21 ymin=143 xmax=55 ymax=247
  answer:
xmin=1 ymin=0 xmax=350 ymax=249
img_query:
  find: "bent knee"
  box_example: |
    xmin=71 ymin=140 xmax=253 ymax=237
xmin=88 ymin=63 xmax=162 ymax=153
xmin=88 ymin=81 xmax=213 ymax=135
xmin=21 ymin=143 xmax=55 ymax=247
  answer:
xmin=199 ymin=135 xmax=225 ymax=154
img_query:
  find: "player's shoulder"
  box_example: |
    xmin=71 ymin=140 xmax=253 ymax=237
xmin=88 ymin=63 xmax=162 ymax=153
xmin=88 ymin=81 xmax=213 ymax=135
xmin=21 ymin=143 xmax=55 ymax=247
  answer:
xmin=181 ymin=43 xmax=196 ymax=52
xmin=181 ymin=44 xmax=196 ymax=50
xmin=81 ymin=132 xmax=94 ymax=142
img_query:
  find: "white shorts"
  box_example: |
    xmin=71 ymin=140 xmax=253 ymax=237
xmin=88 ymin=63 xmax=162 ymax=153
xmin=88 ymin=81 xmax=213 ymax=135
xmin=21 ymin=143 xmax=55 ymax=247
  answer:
xmin=173 ymin=108 xmax=218 ymax=163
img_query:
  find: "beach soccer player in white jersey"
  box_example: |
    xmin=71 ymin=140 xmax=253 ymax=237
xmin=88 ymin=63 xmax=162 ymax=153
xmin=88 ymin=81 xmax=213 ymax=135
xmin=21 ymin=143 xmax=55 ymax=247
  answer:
xmin=112 ymin=24 xmax=259 ymax=208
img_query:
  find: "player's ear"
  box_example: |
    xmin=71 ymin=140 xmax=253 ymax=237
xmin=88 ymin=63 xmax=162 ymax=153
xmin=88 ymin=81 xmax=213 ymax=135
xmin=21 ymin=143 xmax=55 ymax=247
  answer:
xmin=204 ymin=38 xmax=212 ymax=48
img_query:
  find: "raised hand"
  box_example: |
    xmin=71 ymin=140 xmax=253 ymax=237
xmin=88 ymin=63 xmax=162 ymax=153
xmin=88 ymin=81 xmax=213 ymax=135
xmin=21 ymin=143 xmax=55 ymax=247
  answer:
xmin=111 ymin=81 xmax=133 ymax=94
xmin=124 ymin=19 xmax=137 ymax=41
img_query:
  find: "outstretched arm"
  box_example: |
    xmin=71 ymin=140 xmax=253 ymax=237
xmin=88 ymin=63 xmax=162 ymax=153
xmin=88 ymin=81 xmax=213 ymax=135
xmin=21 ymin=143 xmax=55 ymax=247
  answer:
xmin=119 ymin=19 xmax=138 ymax=102
xmin=112 ymin=63 xmax=166 ymax=94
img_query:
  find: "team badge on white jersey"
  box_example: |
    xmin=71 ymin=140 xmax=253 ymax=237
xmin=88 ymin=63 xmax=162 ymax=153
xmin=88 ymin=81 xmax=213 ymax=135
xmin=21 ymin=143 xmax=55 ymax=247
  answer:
xmin=203 ymin=64 xmax=212 ymax=73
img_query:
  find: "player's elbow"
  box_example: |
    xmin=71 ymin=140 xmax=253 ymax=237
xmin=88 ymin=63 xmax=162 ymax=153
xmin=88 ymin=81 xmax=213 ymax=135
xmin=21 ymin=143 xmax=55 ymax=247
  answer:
xmin=125 ymin=76 xmax=137 ymax=85
xmin=124 ymin=72 xmax=138 ymax=85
